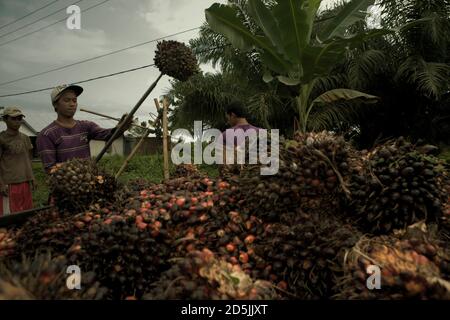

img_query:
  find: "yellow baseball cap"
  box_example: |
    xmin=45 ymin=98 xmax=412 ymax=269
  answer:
xmin=51 ymin=84 xmax=83 ymax=104
xmin=2 ymin=106 xmax=25 ymax=118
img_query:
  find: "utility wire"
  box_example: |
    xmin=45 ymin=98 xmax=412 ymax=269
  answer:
xmin=0 ymin=64 xmax=155 ymax=98
xmin=0 ymin=27 xmax=200 ymax=87
xmin=0 ymin=45 xmax=225 ymax=98
xmin=0 ymin=0 xmax=82 ymax=39
xmin=0 ymin=0 xmax=62 ymax=31
xmin=0 ymin=0 xmax=111 ymax=48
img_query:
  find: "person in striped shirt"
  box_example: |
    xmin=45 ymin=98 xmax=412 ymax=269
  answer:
xmin=36 ymin=84 xmax=132 ymax=172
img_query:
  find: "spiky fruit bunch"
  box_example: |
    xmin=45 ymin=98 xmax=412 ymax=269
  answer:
xmin=143 ymin=249 xmax=278 ymax=300
xmin=250 ymin=211 xmax=362 ymax=299
xmin=334 ymin=232 xmax=450 ymax=300
xmin=240 ymin=131 xmax=351 ymax=221
xmin=0 ymin=253 xmax=108 ymax=300
xmin=67 ymin=213 xmax=171 ymax=300
xmin=345 ymin=137 xmax=448 ymax=234
xmin=172 ymin=164 xmax=203 ymax=179
xmin=0 ymin=228 xmax=16 ymax=259
xmin=154 ymin=40 xmax=198 ymax=81
xmin=49 ymin=158 xmax=117 ymax=212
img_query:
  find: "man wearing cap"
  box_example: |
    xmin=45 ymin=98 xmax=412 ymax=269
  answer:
xmin=0 ymin=107 xmax=35 ymax=216
xmin=37 ymin=84 xmax=132 ymax=172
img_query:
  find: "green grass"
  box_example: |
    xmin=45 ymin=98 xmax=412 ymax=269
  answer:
xmin=438 ymin=144 xmax=450 ymax=165
xmin=31 ymin=155 xmax=219 ymax=207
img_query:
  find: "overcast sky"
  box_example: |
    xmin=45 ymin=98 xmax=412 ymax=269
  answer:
xmin=0 ymin=0 xmax=339 ymax=132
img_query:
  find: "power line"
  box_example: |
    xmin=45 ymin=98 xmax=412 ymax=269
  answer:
xmin=0 ymin=64 xmax=155 ymax=98
xmin=0 ymin=0 xmax=111 ymax=48
xmin=0 ymin=27 xmax=200 ymax=87
xmin=0 ymin=0 xmax=84 ymax=39
xmin=0 ymin=46 xmax=224 ymax=98
xmin=0 ymin=0 xmax=62 ymax=31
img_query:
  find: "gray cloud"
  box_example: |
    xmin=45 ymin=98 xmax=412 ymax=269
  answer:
xmin=0 ymin=0 xmax=343 ymax=132
xmin=0 ymin=0 xmax=225 ymax=131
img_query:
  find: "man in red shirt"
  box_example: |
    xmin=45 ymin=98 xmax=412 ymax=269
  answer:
xmin=0 ymin=107 xmax=35 ymax=216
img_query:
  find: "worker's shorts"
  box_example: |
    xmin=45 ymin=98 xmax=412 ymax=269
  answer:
xmin=0 ymin=182 xmax=33 ymax=217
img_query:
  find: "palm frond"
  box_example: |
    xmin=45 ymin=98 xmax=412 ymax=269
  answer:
xmin=308 ymin=100 xmax=378 ymax=132
xmin=347 ymin=49 xmax=388 ymax=90
xmin=396 ymin=56 xmax=450 ymax=99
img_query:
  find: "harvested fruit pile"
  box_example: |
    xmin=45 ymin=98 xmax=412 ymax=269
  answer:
xmin=0 ymin=134 xmax=449 ymax=300
xmin=345 ymin=138 xmax=448 ymax=234
xmin=334 ymin=223 xmax=450 ymax=299
xmin=0 ymin=228 xmax=16 ymax=258
xmin=143 ymin=249 xmax=277 ymax=300
xmin=240 ymin=132 xmax=350 ymax=221
xmin=0 ymin=253 xmax=108 ymax=300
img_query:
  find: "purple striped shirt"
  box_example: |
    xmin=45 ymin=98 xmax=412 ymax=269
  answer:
xmin=36 ymin=120 xmax=114 ymax=170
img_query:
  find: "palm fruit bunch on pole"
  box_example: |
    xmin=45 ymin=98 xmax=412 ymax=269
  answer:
xmin=154 ymin=40 xmax=198 ymax=81
xmin=333 ymin=223 xmax=450 ymax=300
xmin=344 ymin=137 xmax=448 ymax=234
xmin=240 ymin=131 xmax=351 ymax=222
xmin=0 ymin=252 xmax=108 ymax=300
xmin=250 ymin=211 xmax=362 ymax=299
xmin=48 ymin=158 xmax=117 ymax=212
xmin=143 ymin=249 xmax=278 ymax=300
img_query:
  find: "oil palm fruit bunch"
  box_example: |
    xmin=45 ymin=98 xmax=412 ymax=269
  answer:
xmin=11 ymin=209 xmax=76 ymax=258
xmin=251 ymin=211 xmax=362 ymax=299
xmin=333 ymin=232 xmax=450 ymax=300
xmin=240 ymin=131 xmax=351 ymax=221
xmin=172 ymin=164 xmax=203 ymax=179
xmin=345 ymin=137 xmax=448 ymax=234
xmin=126 ymin=178 xmax=155 ymax=193
xmin=0 ymin=252 xmax=108 ymax=300
xmin=143 ymin=249 xmax=277 ymax=300
xmin=68 ymin=214 xmax=171 ymax=299
xmin=0 ymin=228 xmax=17 ymax=259
xmin=48 ymin=158 xmax=117 ymax=212
xmin=154 ymin=40 xmax=198 ymax=81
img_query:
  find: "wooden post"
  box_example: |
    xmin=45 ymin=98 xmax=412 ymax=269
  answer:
xmin=162 ymin=97 xmax=170 ymax=181
xmin=115 ymin=128 xmax=152 ymax=179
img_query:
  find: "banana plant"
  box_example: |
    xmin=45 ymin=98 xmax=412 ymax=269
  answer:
xmin=205 ymin=0 xmax=425 ymax=132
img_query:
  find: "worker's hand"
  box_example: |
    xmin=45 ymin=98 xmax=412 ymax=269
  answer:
xmin=117 ymin=113 xmax=133 ymax=133
xmin=0 ymin=184 xmax=8 ymax=197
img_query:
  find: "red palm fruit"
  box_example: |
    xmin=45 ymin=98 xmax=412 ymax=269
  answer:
xmin=239 ymin=252 xmax=249 ymax=264
xmin=137 ymin=222 xmax=147 ymax=230
xmin=176 ymin=198 xmax=186 ymax=207
xmin=226 ymin=243 xmax=236 ymax=252
xmin=277 ymin=281 xmax=288 ymax=291
xmin=229 ymin=256 xmax=239 ymax=265
xmin=74 ymin=221 xmax=85 ymax=229
xmin=244 ymin=235 xmax=256 ymax=244
xmin=154 ymin=221 xmax=162 ymax=229
xmin=218 ymin=181 xmax=229 ymax=189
